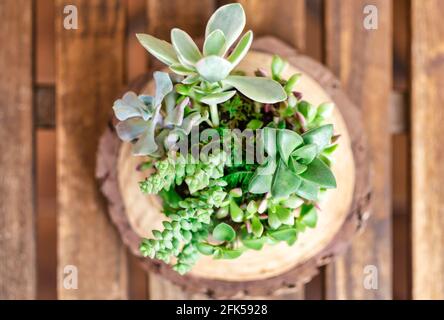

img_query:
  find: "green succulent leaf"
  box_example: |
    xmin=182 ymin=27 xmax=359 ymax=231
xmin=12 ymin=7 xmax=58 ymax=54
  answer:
xmin=242 ymin=237 xmax=266 ymax=250
xmin=248 ymin=172 xmax=272 ymax=194
xmin=136 ymin=33 xmax=179 ymax=66
xmin=277 ymin=129 xmax=303 ymax=164
xmin=246 ymin=119 xmax=263 ymax=130
xmin=288 ymin=158 xmax=307 ymax=175
xmin=224 ymin=76 xmax=287 ymax=103
xmin=169 ymin=64 xmax=195 ymax=76
xmin=182 ymin=74 xmax=200 ymax=85
xmin=295 ymin=180 xmax=319 ymax=201
xmin=251 ymin=216 xmax=264 ymax=237
xmin=300 ymin=204 xmax=318 ymax=228
xmin=213 ymin=222 xmax=236 ymax=242
xmin=153 ymin=72 xmax=173 ymax=107
xmin=268 ymin=209 xmax=281 ymax=230
xmin=200 ymin=90 xmax=236 ymax=105
xmin=299 ymin=158 xmax=337 ymax=188
xmin=291 ymin=144 xmax=318 ymax=165
xmin=276 ymin=206 xmax=294 ymax=225
xmin=203 ymin=29 xmax=226 ymax=56
xmin=214 ymin=248 xmax=243 ymax=259
xmin=298 ymin=101 xmax=317 ymax=123
xmin=196 ymin=242 xmax=215 ymax=255
xmin=165 ymin=97 xmax=189 ymax=126
xmin=205 ymin=3 xmax=246 ymax=50
xmin=227 ymin=30 xmax=253 ymax=67
xmin=230 ymin=199 xmax=244 ymax=222
xmin=171 ymin=28 xmax=202 ymax=65
xmin=268 ymin=228 xmax=297 ymax=244
xmin=284 ymin=73 xmax=301 ymax=94
xmin=196 ymin=56 xmax=233 ymax=83
xmin=302 ymin=124 xmax=334 ymax=152
xmin=271 ymin=160 xmax=302 ymax=198
xmin=317 ymin=102 xmax=335 ymax=119
xmin=271 ymin=55 xmax=287 ymax=80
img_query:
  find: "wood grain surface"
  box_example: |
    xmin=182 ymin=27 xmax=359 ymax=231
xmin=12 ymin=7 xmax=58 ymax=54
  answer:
xmin=411 ymin=0 xmax=444 ymax=300
xmin=55 ymin=0 xmax=128 ymax=299
xmin=324 ymin=0 xmax=392 ymax=299
xmin=0 ymin=0 xmax=36 ymax=300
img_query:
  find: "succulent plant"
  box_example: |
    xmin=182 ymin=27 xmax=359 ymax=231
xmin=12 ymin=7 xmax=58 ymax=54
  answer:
xmin=112 ymin=3 xmax=339 ymax=275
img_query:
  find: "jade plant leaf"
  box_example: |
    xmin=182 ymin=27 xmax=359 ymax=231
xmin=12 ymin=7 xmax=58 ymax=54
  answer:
xmin=205 ymin=3 xmax=246 ymax=50
xmin=196 ymin=55 xmax=233 ymax=83
xmin=136 ymin=33 xmax=179 ymax=66
xmin=200 ymin=90 xmax=236 ymax=105
xmin=271 ymin=160 xmax=302 ymax=198
xmin=223 ymin=76 xmax=287 ymax=103
xmin=302 ymin=124 xmax=334 ymax=152
xmin=277 ymin=129 xmax=303 ymax=164
xmin=171 ymin=28 xmax=202 ymax=66
xmin=227 ymin=30 xmax=253 ymax=67
xmin=203 ymin=29 xmax=226 ymax=56
xmin=300 ymin=158 xmax=336 ymax=188
xmin=213 ymin=222 xmax=236 ymax=242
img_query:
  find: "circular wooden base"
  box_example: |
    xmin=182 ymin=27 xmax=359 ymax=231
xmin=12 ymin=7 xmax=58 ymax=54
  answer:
xmin=97 ymin=37 xmax=371 ymax=298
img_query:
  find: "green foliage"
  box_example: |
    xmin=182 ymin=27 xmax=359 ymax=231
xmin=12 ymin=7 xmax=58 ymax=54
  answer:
xmin=112 ymin=3 xmax=339 ymax=275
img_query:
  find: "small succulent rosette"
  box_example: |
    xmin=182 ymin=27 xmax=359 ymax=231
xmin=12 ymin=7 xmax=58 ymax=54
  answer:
xmin=112 ymin=4 xmax=338 ymax=274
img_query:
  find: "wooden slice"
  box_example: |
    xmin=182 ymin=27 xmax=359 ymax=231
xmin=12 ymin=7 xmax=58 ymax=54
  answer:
xmin=97 ymin=37 xmax=371 ymax=298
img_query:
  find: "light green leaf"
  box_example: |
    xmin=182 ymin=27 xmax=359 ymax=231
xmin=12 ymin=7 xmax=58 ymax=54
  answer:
xmin=300 ymin=204 xmax=318 ymax=228
xmin=227 ymin=30 xmax=253 ymax=67
xmin=165 ymin=97 xmax=189 ymax=126
xmin=281 ymin=196 xmax=304 ymax=209
xmin=295 ymin=180 xmax=319 ymax=201
xmin=284 ymin=73 xmax=301 ymax=94
xmin=299 ymin=158 xmax=337 ymax=188
xmin=277 ymin=129 xmax=303 ymax=164
xmin=246 ymin=119 xmax=263 ymax=130
xmin=205 ymin=3 xmax=246 ymax=50
xmin=276 ymin=206 xmax=294 ymax=225
xmin=302 ymin=124 xmax=334 ymax=152
xmin=213 ymin=222 xmax=236 ymax=242
xmin=288 ymin=158 xmax=307 ymax=175
xmin=242 ymin=237 xmax=266 ymax=250
xmin=224 ymin=76 xmax=287 ymax=103
xmin=248 ymin=172 xmax=273 ymax=194
xmin=203 ymin=29 xmax=226 ymax=56
xmin=251 ymin=216 xmax=264 ymax=237
xmin=271 ymin=55 xmax=287 ymax=80
xmin=268 ymin=209 xmax=281 ymax=230
xmin=196 ymin=56 xmax=233 ymax=83
xmin=291 ymin=144 xmax=318 ymax=164
xmin=153 ymin=72 xmax=173 ymax=107
xmin=214 ymin=248 xmax=243 ymax=259
xmin=317 ymin=102 xmax=334 ymax=119
xmin=182 ymin=74 xmax=200 ymax=85
xmin=169 ymin=64 xmax=195 ymax=76
xmin=200 ymin=90 xmax=236 ymax=105
xmin=271 ymin=160 xmax=302 ymax=198
xmin=298 ymin=101 xmax=317 ymax=123
xmin=171 ymin=28 xmax=202 ymax=65
xmin=196 ymin=243 xmax=215 ymax=255
xmin=230 ymin=200 xmax=244 ymax=223
xmin=136 ymin=33 xmax=178 ymax=66
xmin=268 ymin=228 xmax=297 ymax=243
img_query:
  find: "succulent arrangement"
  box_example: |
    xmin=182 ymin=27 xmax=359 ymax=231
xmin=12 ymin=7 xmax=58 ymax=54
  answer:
xmin=112 ymin=4 xmax=338 ymax=274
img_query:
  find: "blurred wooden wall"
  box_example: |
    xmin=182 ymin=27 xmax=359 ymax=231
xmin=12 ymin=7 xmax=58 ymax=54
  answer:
xmin=0 ymin=0 xmax=443 ymax=300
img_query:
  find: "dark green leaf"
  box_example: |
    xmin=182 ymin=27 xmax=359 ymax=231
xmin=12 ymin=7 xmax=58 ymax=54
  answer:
xmin=288 ymin=158 xmax=307 ymax=174
xmin=246 ymin=119 xmax=263 ymax=129
xmin=300 ymin=158 xmax=337 ymax=188
xmin=222 ymin=171 xmax=254 ymax=189
xmin=302 ymin=124 xmax=334 ymax=152
xmin=213 ymin=222 xmax=236 ymax=242
xmin=268 ymin=228 xmax=297 ymax=243
xmin=295 ymin=180 xmax=319 ymax=201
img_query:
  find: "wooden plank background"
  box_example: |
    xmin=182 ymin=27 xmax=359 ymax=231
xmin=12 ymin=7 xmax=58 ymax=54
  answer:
xmin=0 ymin=0 xmax=443 ymax=300
xmin=0 ymin=0 xmax=35 ymax=300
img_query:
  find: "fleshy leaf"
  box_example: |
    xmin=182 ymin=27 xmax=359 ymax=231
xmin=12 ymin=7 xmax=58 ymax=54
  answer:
xmin=295 ymin=180 xmax=319 ymax=201
xmin=213 ymin=222 xmax=236 ymax=242
xmin=113 ymin=91 xmax=151 ymax=121
xmin=288 ymin=158 xmax=307 ymax=175
xmin=115 ymin=118 xmax=147 ymax=142
xmin=165 ymin=97 xmax=189 ymax=126
xmin=203 ymin=29 xmax=226 ymax=56
xmin=136 ymin=33 xmax=179 ymax=66
xmin=153 ymin=72 xmax=173 ymax=107
xmin=200 ymin=90 xmax=236 ymax=105
xmin=169 ymin=64 xmax=195 ymax=76
xmin=171 ymin=28 xmax=202 ymax=65
xmin=195 ymin=56 xmax=233 ymax=83
xmin=299 ymin=158 xmax=337 ymax=188
xmin=277 ymin=129 xmax=303 ymax=164
xmin=300 ymin=204 xmax=318 ymax=228
xmin=180 ymin=112 xmax=204 ymax=134
xmin=227 ymin=30 xmax=253 ymax=67
xmin=248 ymin=171 xmax=273 ymax=194
xmin=205 ymin=3 xmax=246 ymax=50
xmin=268 ymin=210 xmax=281 ymax=230
xmin=181 ymin=74 xmax=200 ymax=85
xmin=271 ymin=160 xmax=302 ymax=198
xmin=251 ymin=216 xmax=264 ymax=237
xmin=276 ymin=206 xmax=294 ymax=225
xmin=268 ymin=228 xmax=297 ymax=244
xmin=196 ymin=243 xmax=215 ymax=255
xmin=262 ymin=127 xmax=277 ymax=158
xmin=291 ymin=144 xmax=318 ymax=164
xmin=230 ymin=199 xmax=244 ymax=222
xmin=214 ymin=248 xmax=242 ymax=259
xmin=224 ymin=76 xmax=287 ymax=103
xmin=132 ymin=119 xmax=158 ymax=156
xmin=242 ymin=237 xmax=266 ymax=251
xmin=302 ymin=124 xmax=334 ymax=152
